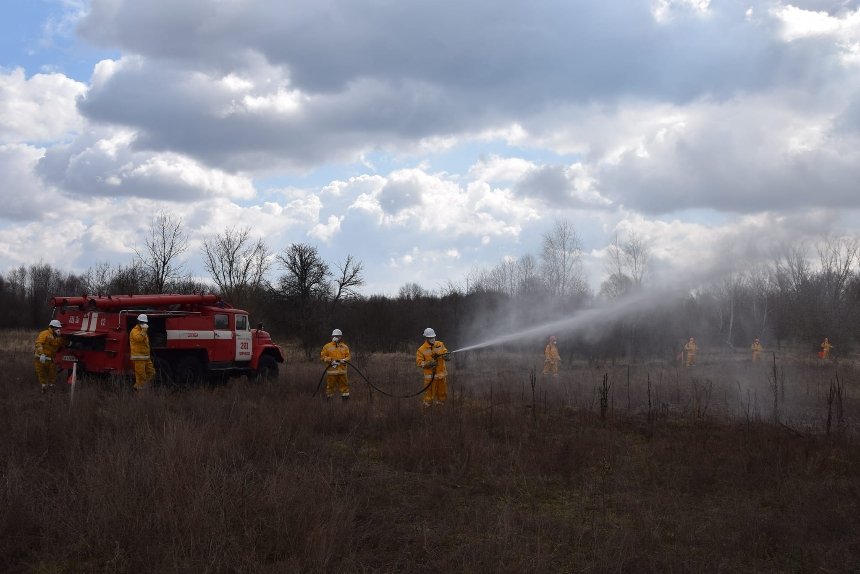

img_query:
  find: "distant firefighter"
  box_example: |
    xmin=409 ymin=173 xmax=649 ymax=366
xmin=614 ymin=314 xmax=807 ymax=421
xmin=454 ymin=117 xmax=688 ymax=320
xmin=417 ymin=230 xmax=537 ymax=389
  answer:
xmin=684 ymin=337 xmax=698 ymax=367
xmin=34 ymin=319 xmax=65 ymax=393
xmin=820 ymin=337 xmax=834 ymax=360
xmin=543 ymin=335 xmax=560 ymax=377
xmin=416 ymin=327 xmax=448 ymax=407
xmin=130 ymin=314 xmax=156 ymax=392
xmin=320 ymin=328 xmax=351 ymax=401
xmin=751 ymin=338 xmax=763 ymax=362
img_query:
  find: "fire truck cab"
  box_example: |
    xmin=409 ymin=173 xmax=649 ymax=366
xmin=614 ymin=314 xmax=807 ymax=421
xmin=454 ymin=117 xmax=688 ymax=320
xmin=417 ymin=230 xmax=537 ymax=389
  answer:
xmin=50 ymin=294 xmax=285 ymax=385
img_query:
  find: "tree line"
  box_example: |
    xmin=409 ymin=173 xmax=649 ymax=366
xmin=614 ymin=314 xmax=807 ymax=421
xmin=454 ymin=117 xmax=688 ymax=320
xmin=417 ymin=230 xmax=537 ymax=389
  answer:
xmin=2 ymin=212 xmax=859 ymax=360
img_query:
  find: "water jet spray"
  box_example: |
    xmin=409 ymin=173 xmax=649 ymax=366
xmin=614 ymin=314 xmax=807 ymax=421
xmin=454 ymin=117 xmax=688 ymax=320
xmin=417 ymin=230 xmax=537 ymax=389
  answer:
xmin=449 ymin=288 xmax=684 ymax=354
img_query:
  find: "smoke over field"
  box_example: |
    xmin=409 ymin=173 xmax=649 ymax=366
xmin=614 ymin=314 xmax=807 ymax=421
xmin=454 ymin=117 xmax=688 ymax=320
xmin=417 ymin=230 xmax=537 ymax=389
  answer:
xmin=1 ymin=331 xmax=859 ymax=572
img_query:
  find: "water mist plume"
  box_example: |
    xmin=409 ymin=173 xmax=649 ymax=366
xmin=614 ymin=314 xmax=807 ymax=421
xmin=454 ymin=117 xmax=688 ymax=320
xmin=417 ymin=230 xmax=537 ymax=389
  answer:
xmin=451 ymin=228 xmax=814 ymax=354
xmin=451 ymin=287 xmax=683 ymax=353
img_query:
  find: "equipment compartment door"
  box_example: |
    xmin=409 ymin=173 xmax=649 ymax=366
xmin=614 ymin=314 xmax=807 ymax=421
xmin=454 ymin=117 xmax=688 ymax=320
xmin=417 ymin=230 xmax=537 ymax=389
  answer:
xmin=234 ymin=314 xmax=252 ymax=362
xmin=212 ymin=313 xmax=234 ymax=363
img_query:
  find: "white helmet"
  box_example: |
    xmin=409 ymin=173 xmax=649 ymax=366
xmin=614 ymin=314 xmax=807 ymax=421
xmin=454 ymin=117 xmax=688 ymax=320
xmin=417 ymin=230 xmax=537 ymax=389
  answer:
xmin=332 ymin=328 xmax=343 ymax=337
xmin=49 ymin=319 xmax=62 ymax=329
xmin=423 ymin=327 xmax=436 ymax=338
xmin=137 ymin=314 xmax=149 ymax=323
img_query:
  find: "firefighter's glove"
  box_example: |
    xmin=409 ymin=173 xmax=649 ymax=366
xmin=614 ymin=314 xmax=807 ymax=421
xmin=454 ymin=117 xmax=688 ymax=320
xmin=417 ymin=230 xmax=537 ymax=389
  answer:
xmin=331 ymin=360 xmax=340 ymax=367
xmin=39 ymin=354 xmax=47 ymax=363
xmin=425 ymin=359 xmax=437 ymax=369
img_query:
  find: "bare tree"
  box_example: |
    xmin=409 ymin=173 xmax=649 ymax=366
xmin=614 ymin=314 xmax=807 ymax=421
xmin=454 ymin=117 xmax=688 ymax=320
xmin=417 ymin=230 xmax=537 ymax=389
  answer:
xmin=817 ymin=236 xmax=859 ymax=304
xmin=0 ymin=263 xmax=84 ymax=327
xmin=26 ymin=263 xmax=64 ymax=325
xmin=81 ymin=261 xmax=147 ymax=295
xmin=623 ymin=232 xmax=650 ymax=287
xmin=500 ymin=259 xmax=518 ymax=296
xmin=330 ymin=255 xmax=365 ymax=310
xmin=398 ymin=282 xmax=427 ymax=300
xmin=773 ymin=242 xmax=810 ymax=294
xmin=82 ymin=262 xmax=116 ymax=295
xmin=482 ymin=261 xmax=515 ymax=296
xmin=600 ymin=272 xmax=633 ymax=299
xmin=541 ymin=219 xmax=586 ymax=298
xmin=275 ymin=243 xmax=331 ymax=303
xmin=744 ymin=265 xmax=772 ymax=337
xmin=273 ymin=243 xmax=331 ymax=350
xmin=718 ymin=273 xmax=744 ymax=347
xmin=515 ymin=254 xmax=544 ymax=295
xmin=438 ymin=280 xmax=465 ymax=297
xmin=600 ymin=232 xmax=651 ymax=298
xmin=815 ymin=236 xmax=860 ymax=338
xmin=201 ymin=227 xmax=271 ymax=305
xmin=463 ymin=254 xmax=545 ymax=297
xmin=135 ymin=211 xmax=188 ymax=293
xmin=770 ymin=243 xmax=812 ymax=344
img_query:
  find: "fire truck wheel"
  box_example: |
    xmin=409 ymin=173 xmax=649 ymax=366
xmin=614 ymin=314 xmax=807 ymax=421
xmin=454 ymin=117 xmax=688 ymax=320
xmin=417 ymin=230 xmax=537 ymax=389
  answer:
xmin=175 ymin=356 xmax=203 ymax=387
xmin=253 ymin=355 xmax=279 ymax=383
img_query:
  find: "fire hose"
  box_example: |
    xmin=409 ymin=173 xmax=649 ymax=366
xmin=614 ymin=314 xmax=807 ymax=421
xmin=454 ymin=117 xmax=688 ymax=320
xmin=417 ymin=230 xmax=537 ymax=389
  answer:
xmin=312 ymin=355 xmax=449 ymax=399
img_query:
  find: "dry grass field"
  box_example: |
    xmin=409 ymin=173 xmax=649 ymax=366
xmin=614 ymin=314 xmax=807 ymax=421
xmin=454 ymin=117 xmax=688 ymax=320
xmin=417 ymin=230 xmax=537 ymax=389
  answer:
xmin=1 ymin=330 xmax=859 ymax=573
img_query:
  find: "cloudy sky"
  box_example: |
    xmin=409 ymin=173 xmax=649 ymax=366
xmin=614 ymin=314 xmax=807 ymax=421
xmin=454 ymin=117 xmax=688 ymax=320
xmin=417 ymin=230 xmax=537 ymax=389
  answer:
xmin=2 ymin=0 xmax=860 ymax=295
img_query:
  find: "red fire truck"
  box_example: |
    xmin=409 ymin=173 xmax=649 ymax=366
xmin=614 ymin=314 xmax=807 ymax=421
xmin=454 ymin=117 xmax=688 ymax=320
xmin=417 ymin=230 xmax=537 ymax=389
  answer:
xmin=50 ymin=294 xmax=284 ymax=385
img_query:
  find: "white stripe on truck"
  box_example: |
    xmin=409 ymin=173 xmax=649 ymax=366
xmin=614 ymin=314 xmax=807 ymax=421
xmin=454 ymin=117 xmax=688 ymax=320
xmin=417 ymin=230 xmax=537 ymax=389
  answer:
xmin=166 ymin=330 xmax=216 ymax=340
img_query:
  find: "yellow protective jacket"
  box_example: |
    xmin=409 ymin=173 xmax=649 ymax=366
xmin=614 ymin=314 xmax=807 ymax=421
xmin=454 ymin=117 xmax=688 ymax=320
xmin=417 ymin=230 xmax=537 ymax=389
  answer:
xmin=320 ymin=341 xmax=351 ymax=374
xmin=545 ymin=343 xmax=560 ymax=362
xmin=129 ymin=325 xmax=151 ymax=360
xmin=416 ymin=340 xmax=448 ymax=377
xmin=751 ymin=341 xmax=763 ymax=353
xmin=684 ymin=340 xmax=698 ymax=354
xmin=34 ymin=329 xmax=65 ymax=360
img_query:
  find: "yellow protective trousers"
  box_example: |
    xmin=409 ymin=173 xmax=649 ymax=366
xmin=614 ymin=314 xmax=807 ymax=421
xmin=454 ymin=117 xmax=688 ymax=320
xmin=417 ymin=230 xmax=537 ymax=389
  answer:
xmin=34 ymin=359 xmax=57 ymax=387
xmin=325 ymin=373 xmax=350 ymax=398
xmin=133 ymin=360 xmax=155 ymax=390
xmin=423 ymin=372 xmax=447 ymax=406
xmin=543 ymin=359 xmax=559 ymax=376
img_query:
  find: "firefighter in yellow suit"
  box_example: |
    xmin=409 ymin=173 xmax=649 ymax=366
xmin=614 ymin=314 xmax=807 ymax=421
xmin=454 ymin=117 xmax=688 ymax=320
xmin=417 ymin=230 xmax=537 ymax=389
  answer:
xmin=543 ymin=335 xmax=560 ymax=377
xmin=129 ymin=314 xmax=156 ymax=391
xmin=34 ymin=319 xmax=65 ymax=392
xmin=820 ymin=337 xmax=833 ymax=360
xmin=416 ymin=327 xmax=448 ymax=407
xmin=751 ymin=338 xmax=763 ymax=362
xmin=320 ymin=328 xmax=351 ymax=401
xmin=684 ymin=337 xmax=698 ymax=367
